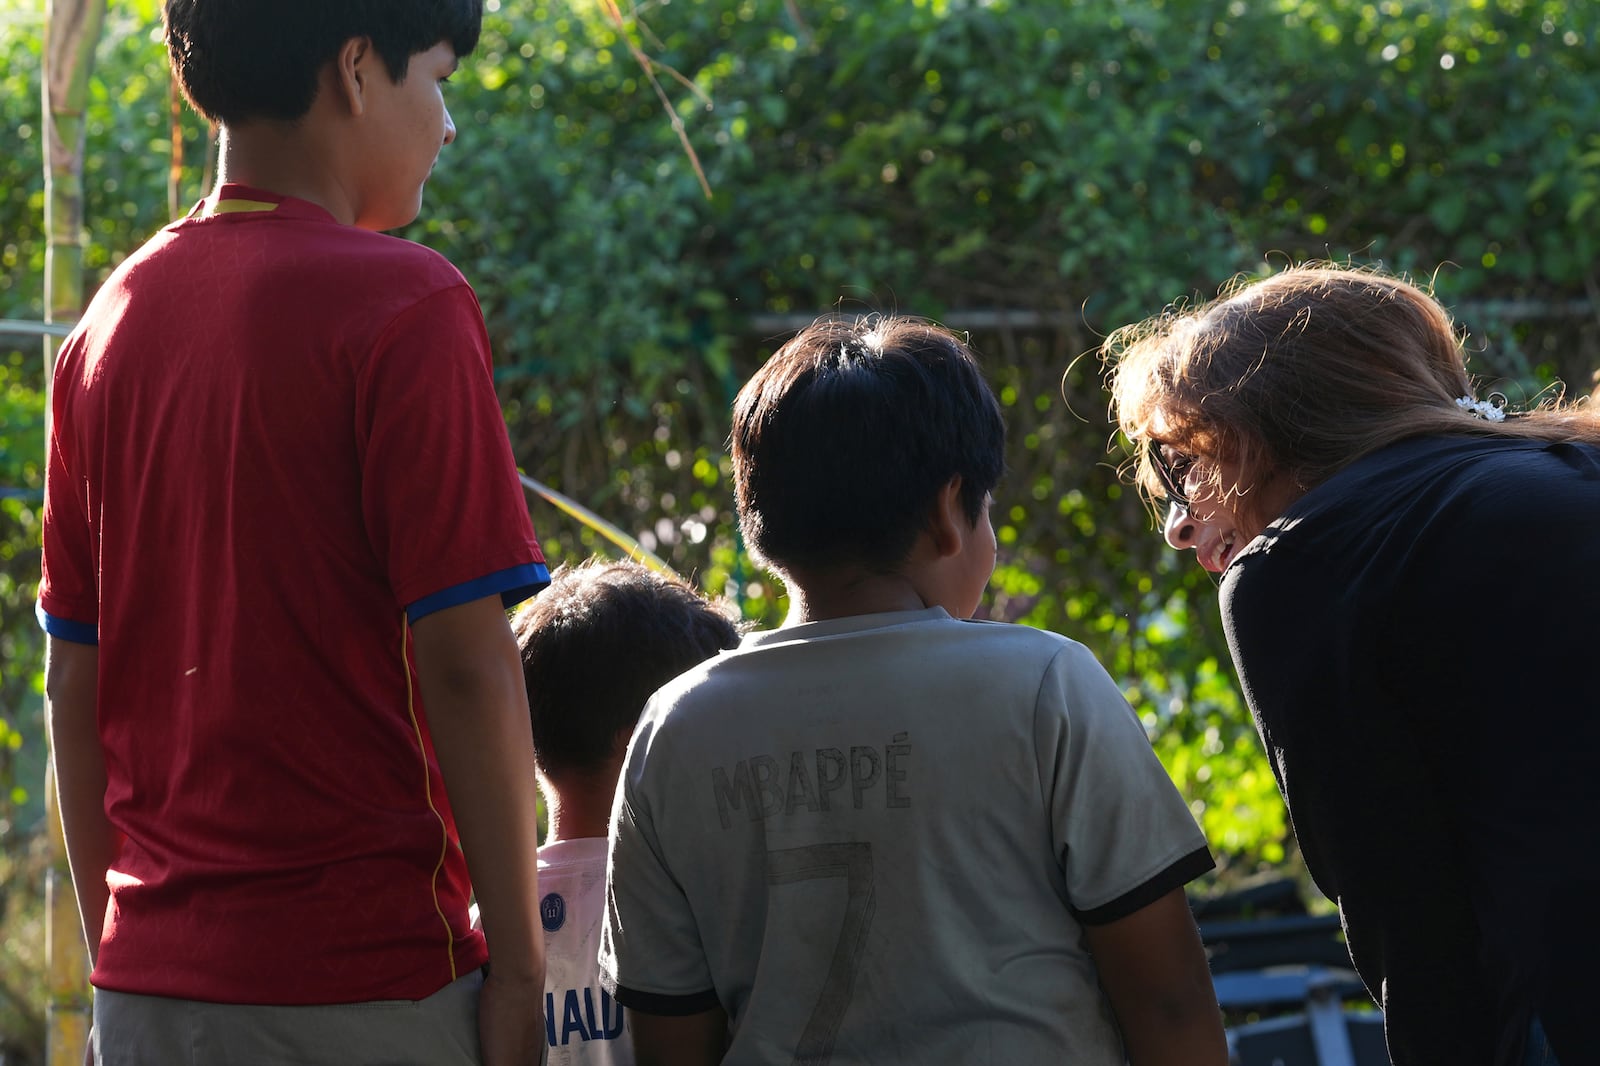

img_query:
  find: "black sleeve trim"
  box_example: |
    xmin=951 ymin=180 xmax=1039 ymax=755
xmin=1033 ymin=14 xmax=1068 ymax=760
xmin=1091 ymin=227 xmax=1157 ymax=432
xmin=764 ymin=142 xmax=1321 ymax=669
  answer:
xmin=1074 ymin=845 xmax=1216 ymax=926
xmin=599 ymin=971 xmax=721 ymax=1017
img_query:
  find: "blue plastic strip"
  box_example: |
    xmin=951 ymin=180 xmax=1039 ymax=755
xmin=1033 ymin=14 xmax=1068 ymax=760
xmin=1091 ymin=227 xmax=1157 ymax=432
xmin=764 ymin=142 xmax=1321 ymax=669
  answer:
xmin=405 ymin=562 xmax=551 ymax=624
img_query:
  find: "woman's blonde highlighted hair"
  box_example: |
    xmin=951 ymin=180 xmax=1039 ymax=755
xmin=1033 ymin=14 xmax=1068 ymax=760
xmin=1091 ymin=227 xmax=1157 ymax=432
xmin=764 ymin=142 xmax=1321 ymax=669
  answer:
xmin=1102 ymin=263 xmax=1600 ymax=530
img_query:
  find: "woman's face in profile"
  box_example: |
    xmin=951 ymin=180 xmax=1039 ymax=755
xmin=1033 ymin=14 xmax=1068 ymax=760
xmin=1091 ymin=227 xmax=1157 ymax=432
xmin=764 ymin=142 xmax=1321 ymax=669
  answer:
xmin=1150 ymin=426 xmax=1301 ymax=573
xmin=1159 ymin=449 xmax=1251 ymax=572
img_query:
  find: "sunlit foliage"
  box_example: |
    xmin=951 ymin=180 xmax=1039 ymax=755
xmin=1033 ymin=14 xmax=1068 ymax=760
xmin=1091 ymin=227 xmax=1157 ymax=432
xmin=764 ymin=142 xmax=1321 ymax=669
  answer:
xmin=0 ymin=3 xmax=1597 ymax=1053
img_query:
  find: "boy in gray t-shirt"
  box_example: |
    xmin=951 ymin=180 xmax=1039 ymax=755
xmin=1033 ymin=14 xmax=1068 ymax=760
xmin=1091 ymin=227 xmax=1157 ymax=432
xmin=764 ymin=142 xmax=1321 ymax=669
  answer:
xmin=599 ymin=316 xmax=1226 ymax=1065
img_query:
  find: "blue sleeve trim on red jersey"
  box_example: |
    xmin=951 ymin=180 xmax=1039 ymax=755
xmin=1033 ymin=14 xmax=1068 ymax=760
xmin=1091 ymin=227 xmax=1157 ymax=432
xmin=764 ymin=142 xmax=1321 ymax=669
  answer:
xmin=36 ymin=603 xmax=99 ymax=645
xmin=405 ymin=562 xmax=551 ymax=624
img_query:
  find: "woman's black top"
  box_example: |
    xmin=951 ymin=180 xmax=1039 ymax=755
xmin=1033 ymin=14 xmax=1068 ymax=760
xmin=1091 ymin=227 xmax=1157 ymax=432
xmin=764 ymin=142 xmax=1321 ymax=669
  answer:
xmin=1221 ymin=434 xmax=1600 ymax=1066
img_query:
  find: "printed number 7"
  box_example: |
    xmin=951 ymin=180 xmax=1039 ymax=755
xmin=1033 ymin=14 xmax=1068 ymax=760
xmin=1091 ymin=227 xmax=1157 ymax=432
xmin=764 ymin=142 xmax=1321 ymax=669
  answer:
xmin=766 ymin=842 xmax=877 ymax=1066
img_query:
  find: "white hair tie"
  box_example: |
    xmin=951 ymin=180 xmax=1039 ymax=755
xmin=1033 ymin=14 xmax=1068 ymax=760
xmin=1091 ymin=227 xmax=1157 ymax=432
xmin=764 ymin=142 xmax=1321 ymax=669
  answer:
xmin=1455 ymin=394 xmax=1506 ymax=422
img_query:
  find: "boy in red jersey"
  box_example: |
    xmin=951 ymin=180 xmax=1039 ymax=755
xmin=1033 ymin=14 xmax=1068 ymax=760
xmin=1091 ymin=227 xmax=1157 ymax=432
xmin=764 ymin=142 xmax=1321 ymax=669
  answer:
xmin=38 ymin=2 xmax=548 ymax=1063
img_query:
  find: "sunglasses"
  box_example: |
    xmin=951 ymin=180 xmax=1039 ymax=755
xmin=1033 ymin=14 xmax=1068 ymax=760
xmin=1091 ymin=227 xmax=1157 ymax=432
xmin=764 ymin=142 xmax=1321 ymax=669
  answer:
xmin=1150 ymin=442 xmax=1197 ymax=508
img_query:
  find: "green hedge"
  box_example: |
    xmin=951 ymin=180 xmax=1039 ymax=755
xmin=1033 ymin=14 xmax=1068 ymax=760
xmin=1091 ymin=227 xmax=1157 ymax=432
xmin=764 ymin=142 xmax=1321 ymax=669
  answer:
xmin=3 ymin=0 xmax=1598 ymax=891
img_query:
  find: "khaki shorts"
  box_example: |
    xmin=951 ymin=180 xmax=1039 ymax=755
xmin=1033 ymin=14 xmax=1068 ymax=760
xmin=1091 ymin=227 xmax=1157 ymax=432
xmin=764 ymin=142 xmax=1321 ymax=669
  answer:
xmin=92 ymin=970 xmax=483 ymax=1066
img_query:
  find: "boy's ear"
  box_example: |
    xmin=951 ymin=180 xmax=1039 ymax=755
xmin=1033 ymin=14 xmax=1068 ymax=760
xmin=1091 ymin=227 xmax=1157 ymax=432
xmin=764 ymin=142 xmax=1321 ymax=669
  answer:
xmin=926 ymin=476 xmax=967 ymax=560
xmin=331 ymin=36 xmax=373 ymax=116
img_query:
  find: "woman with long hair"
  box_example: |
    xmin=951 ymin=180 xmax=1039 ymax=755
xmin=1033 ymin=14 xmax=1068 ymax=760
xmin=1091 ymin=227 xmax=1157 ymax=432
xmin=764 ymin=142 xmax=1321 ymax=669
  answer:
xmin=1102 ymin=263 xmax=1600 ymax=1066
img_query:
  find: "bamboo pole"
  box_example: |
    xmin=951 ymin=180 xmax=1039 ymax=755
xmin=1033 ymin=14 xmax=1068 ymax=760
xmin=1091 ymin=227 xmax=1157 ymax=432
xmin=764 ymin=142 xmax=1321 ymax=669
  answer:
xmin=44 ymin=0 xmax=106 ymax=334
xmin=42 ymin=765 xmax=88 ymax=1066
xmin=42 ymin=1 xmax=108 ymax=1063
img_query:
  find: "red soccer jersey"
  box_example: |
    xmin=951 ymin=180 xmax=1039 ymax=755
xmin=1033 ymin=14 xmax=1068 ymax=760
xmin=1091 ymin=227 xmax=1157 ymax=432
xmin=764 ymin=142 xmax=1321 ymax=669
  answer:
xmin=38 ymin=185 xmax=548 ymax=1004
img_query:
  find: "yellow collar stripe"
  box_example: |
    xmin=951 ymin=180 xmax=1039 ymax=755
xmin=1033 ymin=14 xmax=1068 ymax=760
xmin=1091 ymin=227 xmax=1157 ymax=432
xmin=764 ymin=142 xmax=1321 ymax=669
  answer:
xmin=207 ymin=198 xmax=280 ymax=215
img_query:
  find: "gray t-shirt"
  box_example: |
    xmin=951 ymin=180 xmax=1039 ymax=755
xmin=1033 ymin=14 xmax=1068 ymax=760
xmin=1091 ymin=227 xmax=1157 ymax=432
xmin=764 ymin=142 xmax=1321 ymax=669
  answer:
xmin=599 ymin=608 xmax=1212 ymax=1065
